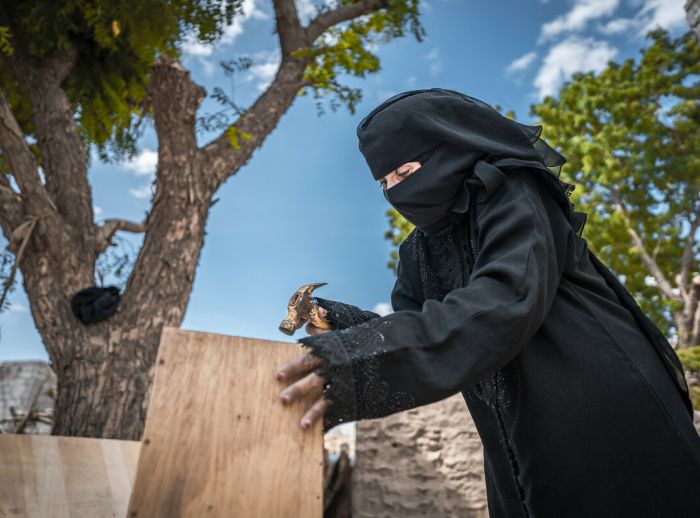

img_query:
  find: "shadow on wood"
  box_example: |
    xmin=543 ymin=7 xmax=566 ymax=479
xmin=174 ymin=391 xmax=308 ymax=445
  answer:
xmin=0 ymin=433 xmax=140 ymax=517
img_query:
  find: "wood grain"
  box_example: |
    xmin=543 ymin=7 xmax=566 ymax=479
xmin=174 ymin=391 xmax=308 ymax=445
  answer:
xmin=127 ymin=327 xmax=323 ymax=518
xmin=0 ymin=433 xmax=140 ymax=517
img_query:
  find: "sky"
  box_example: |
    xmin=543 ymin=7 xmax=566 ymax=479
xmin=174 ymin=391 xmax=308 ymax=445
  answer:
xmin=0 ymin=0 xmax=694 ymax=362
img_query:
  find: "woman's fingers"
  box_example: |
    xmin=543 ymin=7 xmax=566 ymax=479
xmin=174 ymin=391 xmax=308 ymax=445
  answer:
xmin=279 ymin=371 xmax=325 ymax=405
xmin=305 ymin=321 xmax=331 ymax=336
xmin=300 ymin=396 xmax=332 ymax=430
xmin=276 ymin=353 xmax=323 ymax=382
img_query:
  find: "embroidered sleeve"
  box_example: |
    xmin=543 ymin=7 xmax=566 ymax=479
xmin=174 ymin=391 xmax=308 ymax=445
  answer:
xmin=300 ymin=169 xmax=571 ymax=432
xmin=311 ymin=297 xmax=380 ymax=329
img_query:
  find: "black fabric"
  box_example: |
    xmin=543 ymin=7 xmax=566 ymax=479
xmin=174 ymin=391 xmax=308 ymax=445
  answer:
xmin=299 ymin=166 xmax=700 ymax=517
xmin=311 ymin=296 xmax=380 ymax=330
xmin=70 ymin=286 xmax=121 ymax=324
xmin=381 ymin=142 xmax=481 ymax=232
xmin=298 ymin=88 xmax=700 ymax=516
xmin=357 ymin=87 xmax=587 ymax=236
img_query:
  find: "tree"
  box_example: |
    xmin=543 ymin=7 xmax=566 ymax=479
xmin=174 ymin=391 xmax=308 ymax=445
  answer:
xmin=530 ymin=28 xmax=699 ymax=348
xmin=0 ymin=0 xmax=424 ymax=439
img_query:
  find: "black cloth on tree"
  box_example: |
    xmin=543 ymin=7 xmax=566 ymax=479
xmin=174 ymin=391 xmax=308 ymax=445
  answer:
xmin=299 ymin=88 xmax=700 ymax=517
xmin=70 ymin=286 xmax=121 ymax=324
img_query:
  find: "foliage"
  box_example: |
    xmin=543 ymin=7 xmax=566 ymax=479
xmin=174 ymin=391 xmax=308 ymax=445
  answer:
xmin=530 ymin=28 xmax=700 ymax=337
xmin=196 ymin=56 xmax=252 ymax=134
xmin=0 ymin=251 xmax=16 ymax=314
xmin=295 ymin=0 xmax=424 ymax=115
xmin=0 ymin=0 xmax=242 ymax=162
xmin=677 ymin=346 xmax=700 ymax=409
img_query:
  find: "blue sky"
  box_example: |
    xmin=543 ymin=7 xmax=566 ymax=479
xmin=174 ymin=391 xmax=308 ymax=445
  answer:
xmin=0 ymin=0 xmax=692 ymax=361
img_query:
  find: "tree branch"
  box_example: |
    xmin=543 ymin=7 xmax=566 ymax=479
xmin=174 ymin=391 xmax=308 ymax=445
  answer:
xmin=200 ymin=0 xmax=317 ymax=188
xmin=0 ymin=91 xmax=56 ymax=217
xmin=200 ymin=57 xmax=310 ymax=189
xmin=0 ymin=172 xmax=25 ymax=231
xmin=6 ymin=48 xmax=93 ymax=234
xmin=678 ymin=201 xmax=700 ymax=306
xmin=95 ymin=218 xmax=146 ymax=255
xmin=148 ymin=55 xmax=205 ymax=166
xmin=200 ymin=0 xmax=393 ymax=189
xmin=691 ymin=275 xmax=700 ymax=347
xmin=273 ymin=0 xmax=304 ymax=56
xmin=306 ymin=0 xmax=389 ymax=41
xmin=611 ymin=190 xmax=681 ymax=302
xmin=120 ymin=55 xmax=213 ymax=314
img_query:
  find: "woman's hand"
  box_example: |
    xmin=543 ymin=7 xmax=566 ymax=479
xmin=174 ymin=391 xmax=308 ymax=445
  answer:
xmin=275 ymin=305 xmax=333 ymax=431
xmin=305 ymin=306 xmax=332 ymax=336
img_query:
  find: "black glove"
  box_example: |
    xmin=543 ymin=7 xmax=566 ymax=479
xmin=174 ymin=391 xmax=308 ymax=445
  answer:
xmin=311 ymin=297 xmax=381 ymax=330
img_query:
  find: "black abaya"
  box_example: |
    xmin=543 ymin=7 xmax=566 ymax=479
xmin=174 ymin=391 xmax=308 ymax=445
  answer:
xmin=300 ymin=165 xmax=700 ymax=517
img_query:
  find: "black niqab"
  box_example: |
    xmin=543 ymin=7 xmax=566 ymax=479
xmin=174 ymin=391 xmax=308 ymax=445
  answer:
xmin=356 ymin=88 xmax=587 ymax=235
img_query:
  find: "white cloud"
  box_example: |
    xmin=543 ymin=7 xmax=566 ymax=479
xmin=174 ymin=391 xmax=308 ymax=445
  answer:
xmin=376 ymin=89 xmax=398 ymax=101
xmin=404 ymin=76 xmax=417 ymax=89
xmin=243 ymin=49 xmax=281 ymax=92
xmin=594 ymin=0 xmax=687 ymax=37
xmin=250 ymin=61 xmax=279 ymax=92
xmin=8 ymin=302 xmax=28 ymax=313
xmin=129 ymin=184 xmax=154 ymax=200
xmin=372 ymin=302 xmax=394 ymax=316
xmin=181 ymin=0 xmax=269 ymax=75
xmin=424 ymin=48 xmax=442 ymax=77
xmin=637 ymin=0 xmax=688 ymax=35
xmin=505 ymin=51 xmax=538 ymax=74
xmin=539 ymin=0 xmax=620 ymax=42
xmin=597 ymin=17 xmax=637 ymax=34
xmin=181 ymin=35 xmax=214 ymax=57
xmin=534 ymin=36 xmax=617 ymax=98
xmin=295 ymin=0 xmax=318 ymax=23
xmin=94 ymin=205 xmax=103 ymax=216
xmin=122 ymin=149 xmax=158 ymax=177
xmin=295 ymin=0 xmax=336 ymax=24
xmin=220 ymin=0 xmax=268 ymax=45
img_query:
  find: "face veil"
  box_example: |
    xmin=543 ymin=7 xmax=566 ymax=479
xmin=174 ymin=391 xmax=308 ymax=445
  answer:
xmin=355 ymin=88 xmax=586 ymax=235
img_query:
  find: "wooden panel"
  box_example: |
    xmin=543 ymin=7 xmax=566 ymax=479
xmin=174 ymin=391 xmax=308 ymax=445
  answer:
xmin=127 ymin=327 xmax=323 ymax=518
xmin=0 ymin=433 xmax=140 ymax=517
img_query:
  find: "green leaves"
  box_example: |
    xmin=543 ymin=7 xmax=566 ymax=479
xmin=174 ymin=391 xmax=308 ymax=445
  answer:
xmin=297 ymin=0 xmax=424 ymax=115
xmin=530 ymin=28 xmax=700 ymax=338
xmin=0 ymin=25 xmax=12 ymax=55
xmin=0 ymin=0 xmax=242 ymax=161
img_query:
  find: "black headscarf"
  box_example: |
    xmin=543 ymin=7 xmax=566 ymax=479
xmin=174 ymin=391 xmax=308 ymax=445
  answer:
xmin=356 ymin=88 xmax=587 ymax=235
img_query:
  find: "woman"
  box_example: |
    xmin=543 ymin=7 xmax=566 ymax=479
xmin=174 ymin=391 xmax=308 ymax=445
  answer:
xmin=275 ymin=88 xmax=700 ymax=517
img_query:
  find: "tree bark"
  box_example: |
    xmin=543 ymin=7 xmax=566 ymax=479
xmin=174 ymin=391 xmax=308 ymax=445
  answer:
xmin=0 ymin=0 xmax=389 ymax=439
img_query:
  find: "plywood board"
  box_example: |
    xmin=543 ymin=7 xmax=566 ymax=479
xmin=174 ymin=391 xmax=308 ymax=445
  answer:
xmin=127 ymin=327 xmax=323 ymax=518
xmin=0 ymin=433 xmax=140 ymax=517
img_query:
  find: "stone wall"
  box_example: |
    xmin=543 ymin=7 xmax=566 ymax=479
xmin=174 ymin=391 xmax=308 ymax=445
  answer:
xmin=353 ymin=395 xmax=700 ymax=517
xmin=0 ymin=361 xmax=55 ymax=434
xmin=352 ymin=394 xmax=489 ymax=518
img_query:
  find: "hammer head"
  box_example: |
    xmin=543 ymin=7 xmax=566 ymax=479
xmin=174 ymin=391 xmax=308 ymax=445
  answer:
xmin=279 ymin=282 xmax=328 ymax=336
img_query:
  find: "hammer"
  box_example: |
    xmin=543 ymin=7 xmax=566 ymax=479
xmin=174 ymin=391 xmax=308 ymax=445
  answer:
xmin=279 ymin=282 xmax=334 ymax=336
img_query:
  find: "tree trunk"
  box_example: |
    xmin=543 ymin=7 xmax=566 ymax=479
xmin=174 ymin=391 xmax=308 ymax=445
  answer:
xmin=676 ymin=275 xmax=700 ymax=349
xmin=0 ymin=0 xmax=398 ymax=439
xmin=18 ymin=196 xmax=211 ymax=438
